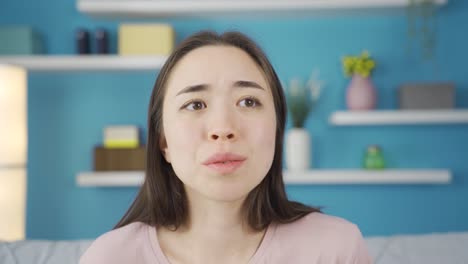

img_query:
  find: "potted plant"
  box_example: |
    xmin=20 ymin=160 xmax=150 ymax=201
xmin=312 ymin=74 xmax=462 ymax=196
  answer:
xmin=342 ymin=50 xmax=377 ymax=111
xmin=407 ymin=0 xmax=438 ymax=60
xmin=284 ymin=70 xmax=323 ymax=170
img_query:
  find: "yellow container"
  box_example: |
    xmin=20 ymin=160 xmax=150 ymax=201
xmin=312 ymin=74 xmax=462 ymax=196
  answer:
xmin=104 ymin=139 xmax=139 ymax=149
xmin=118 ymin=24 xmax=174 ymax=55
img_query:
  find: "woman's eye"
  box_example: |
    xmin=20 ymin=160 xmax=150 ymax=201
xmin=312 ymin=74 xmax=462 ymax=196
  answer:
xmin=239 ymin=97 xmax=262 ymax=108
xmin=181 ymin=97 xmax=261 ymax=111
xmin=183 ymin=100 xmax=206 ymax=111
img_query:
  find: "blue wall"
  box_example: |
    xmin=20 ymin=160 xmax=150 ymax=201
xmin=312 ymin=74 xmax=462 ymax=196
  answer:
xmin=1 ymin=0 xmax=468 ymax=239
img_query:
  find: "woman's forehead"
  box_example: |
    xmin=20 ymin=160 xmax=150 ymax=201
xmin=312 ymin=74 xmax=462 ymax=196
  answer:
xmin=165 ymin=45 xmax=271 ymax=96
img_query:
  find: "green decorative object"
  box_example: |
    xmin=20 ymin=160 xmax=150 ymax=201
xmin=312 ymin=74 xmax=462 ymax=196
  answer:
xmin=0 ymin=26 xmax=43 ymax=55
xmin=363 ymin=145 xmax=386 ymax=170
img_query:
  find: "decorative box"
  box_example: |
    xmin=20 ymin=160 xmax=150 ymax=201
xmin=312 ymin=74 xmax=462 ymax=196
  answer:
xmin=94 ymin=146 xmax=146 ymax=171
xmin=398 ymin=82 xmax=455 ymax=109
xmin=0 ymin=26 xmax=43 ymax=55
xmin=103 ymin=125 xmax=140 ymax=149
xmin=118 ymin=24 xmax=174 ymax=55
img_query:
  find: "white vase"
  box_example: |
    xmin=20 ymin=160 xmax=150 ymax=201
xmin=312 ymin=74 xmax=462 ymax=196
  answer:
xmin=285 ymin=128 xmax=311 ymax=171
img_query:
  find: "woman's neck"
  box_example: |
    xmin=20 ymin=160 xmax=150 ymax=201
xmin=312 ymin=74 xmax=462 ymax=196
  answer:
xmin=157 ymin=190 xmax=266 ymax=264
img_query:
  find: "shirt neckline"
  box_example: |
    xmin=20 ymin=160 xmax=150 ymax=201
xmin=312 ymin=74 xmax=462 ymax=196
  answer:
xmin=146 ymin=222 xmax=276 ymax=264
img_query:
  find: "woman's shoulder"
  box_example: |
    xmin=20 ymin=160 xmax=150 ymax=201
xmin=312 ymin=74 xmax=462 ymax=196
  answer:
xmin=277 ymin=212 xmax=361 ymax=239
xmin=79 ymin=222 xmax=150 ymax=264
xmin=269 ymin=212 xmax=372 ymax=263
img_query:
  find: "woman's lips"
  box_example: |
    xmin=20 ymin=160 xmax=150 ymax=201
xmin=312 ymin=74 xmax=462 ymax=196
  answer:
xmin=204 ymin=160 xmax=245 ymax=174
xmin=202 ymin=152 xmax=247 ymax=174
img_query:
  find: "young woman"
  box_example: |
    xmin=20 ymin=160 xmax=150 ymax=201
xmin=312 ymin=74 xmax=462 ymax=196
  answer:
xmin=80 ymin=31 xmax=372 ymax=264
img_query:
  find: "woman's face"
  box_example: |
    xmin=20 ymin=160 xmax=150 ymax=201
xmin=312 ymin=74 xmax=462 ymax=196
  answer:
xmin=161 ymin=45 xmax=277 ymax=202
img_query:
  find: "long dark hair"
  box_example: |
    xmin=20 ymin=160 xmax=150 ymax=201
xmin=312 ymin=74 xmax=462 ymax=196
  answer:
xmin=115 ymin=31 xmax=321 ymax=231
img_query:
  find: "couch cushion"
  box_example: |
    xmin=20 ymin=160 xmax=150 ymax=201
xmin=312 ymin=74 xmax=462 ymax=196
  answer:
xmin=0 ymin=240 xmax=92 ymax=264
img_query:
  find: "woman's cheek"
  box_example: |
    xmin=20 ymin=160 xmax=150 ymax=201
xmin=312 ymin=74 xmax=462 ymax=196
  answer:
xmin=252 ymin=118 xmax=276 ymax=154
xmin=170 ymin=119 xmax=200 ymax=155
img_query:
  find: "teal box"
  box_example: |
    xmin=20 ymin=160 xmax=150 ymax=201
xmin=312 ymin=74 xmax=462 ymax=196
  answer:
xmin=0 ymin=26 xmax=44 ymax=55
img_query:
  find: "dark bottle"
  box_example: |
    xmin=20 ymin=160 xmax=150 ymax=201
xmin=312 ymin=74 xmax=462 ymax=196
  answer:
xmin=95 ymin=28 xmax=109 ymax=54
xmin=76 ymin=28 xmax=90 ymax=54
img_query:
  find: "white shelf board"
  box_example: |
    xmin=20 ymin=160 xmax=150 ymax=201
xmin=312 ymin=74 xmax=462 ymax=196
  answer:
xmin=76 ymin=169 xmax=451 ymax=187
xmin=77 ymin=171 xmax=144 ymax=187
xmin=330 ymin=110 xmax=468 ymax=126
xmin=0 ymin=55 xmax=167 ymax=71
xmin=77 ymin=0 xmax=447 ymax=18
xmin=283 ymin=169 xmax=451 ymax=184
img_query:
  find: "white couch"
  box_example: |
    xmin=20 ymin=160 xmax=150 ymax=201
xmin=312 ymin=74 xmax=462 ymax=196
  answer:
xmin=1 ymin=231 xmax=468 ymax=264
xmin=0 ymin=240 xmax=91 ymax=264
xmin=365 ymin=231 xmax=468 ymax=263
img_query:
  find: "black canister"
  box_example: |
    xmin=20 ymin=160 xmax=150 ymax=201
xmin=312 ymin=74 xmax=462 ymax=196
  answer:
xmin=95 ymin=28 xmax=109 ymax=54
xmin=76 ymin=28 xmax=90 ymax=54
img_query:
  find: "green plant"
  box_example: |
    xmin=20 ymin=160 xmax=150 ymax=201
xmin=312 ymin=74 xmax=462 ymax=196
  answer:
xmin=285 ymin=70 xmax=323 ymax=128
xmin=342 ymin=51 xmax=376 ymax=78
xmin=407 ymin=0 xmax=437 ymax=60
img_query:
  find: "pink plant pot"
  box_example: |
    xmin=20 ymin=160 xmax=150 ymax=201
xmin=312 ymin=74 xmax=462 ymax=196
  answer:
xmin=346 ymin=74 xmax=377 ymax=110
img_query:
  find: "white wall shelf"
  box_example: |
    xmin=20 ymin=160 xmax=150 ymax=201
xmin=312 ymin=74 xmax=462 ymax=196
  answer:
xmin=0 ymin=55 xmax=167 ymax=71
xmin=283 ymin=169 xmax=451 ymax=184
xmin=76 ymin=169 xmax=451 ymax=187
xmin=77 ymin=0 xmax=447 ymax=18
xmin=77 ymin=171 xmax=144 ymax=187
xmin=329 ymin=110 xmax=468 ymax=126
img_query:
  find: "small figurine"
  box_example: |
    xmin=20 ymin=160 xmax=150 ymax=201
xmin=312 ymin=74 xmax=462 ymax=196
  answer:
xmin=363 ymin=145 xmax=385 ymax=169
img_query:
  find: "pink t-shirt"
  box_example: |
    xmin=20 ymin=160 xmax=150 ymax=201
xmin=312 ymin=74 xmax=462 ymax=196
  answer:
xmin=79 ymin=212 xmax=373 ymax=264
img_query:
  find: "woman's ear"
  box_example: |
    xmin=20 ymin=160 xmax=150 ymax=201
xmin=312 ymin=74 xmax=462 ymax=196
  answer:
xmin=160 ymin=139 xmax=171 ymax=163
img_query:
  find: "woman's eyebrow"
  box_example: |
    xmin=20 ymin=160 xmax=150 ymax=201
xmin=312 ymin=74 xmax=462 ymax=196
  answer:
xmin=176 ymin=80 xmax=265 ymax=97
xmin=233 ymin=80 xmax=265 ymax=91
xmin=176 ymin=84 xmax=208 ymax=96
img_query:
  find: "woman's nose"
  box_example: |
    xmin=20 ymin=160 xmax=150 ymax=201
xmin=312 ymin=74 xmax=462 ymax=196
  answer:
xmin=207 ymin=108 xmax=238 ymax=142
xmin=210 ymin=130 xmax=236 ymax=141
